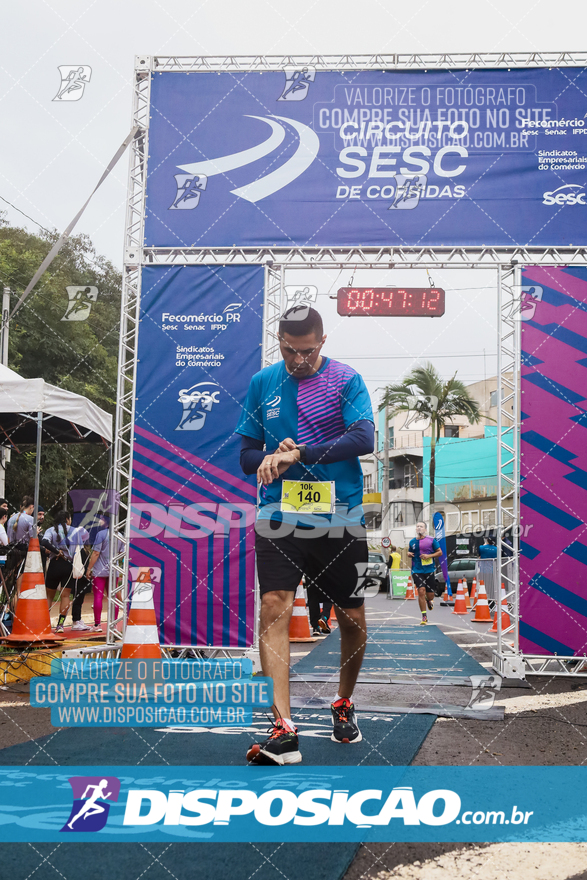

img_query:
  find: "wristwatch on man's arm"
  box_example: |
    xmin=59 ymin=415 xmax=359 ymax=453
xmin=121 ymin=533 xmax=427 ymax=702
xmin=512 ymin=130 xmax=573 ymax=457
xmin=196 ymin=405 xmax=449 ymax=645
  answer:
xmin=295 ymin=444 xmax=307 ymax=463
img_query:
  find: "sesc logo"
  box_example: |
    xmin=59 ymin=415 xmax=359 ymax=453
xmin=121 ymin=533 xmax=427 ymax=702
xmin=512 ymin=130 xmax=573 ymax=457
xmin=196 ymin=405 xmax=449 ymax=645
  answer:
xmin=176 ymin=382 xmax=221 ymax=431
xmin=266 ymin=394 xmax=281 ymax=420
xmin=542 ymin=184 xmax=586 ymax=206
xmin=176 ymin=115 xmax=319 ymax=204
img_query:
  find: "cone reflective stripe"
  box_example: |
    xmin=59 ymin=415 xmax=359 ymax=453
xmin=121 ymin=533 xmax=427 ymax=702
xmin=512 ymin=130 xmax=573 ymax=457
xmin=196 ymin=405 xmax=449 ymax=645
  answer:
xmin=121 ymin=569 xmax=161 ymax=659
xmin=4 ymin=537 xmax=64 ymax=642
xmin=463 ymin=579 xmax=471 ymax=610
xmin=490 ymin=583 xmax=511 ymax=633
xmin=405 ymin=576 xmax=416 ymax=600
xmin=123 ymin=625 xmax=160 ymax=644
xmin=472 ymin=581 xmax=492 ymax=623
xmin=451 ymin=579 xmax=469 ymax=615
xmin=289 ymin=584 xmax=314 ymax=642
xmin=470 ymin=578 xmax=477 ymax=605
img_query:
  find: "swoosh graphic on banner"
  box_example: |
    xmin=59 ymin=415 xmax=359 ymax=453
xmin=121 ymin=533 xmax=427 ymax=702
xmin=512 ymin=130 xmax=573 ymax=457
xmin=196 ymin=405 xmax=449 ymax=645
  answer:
xmin=177 ymin=116 xmax=285 ymax=177
xmin=231 ymin=116 xmax=320 ymax=203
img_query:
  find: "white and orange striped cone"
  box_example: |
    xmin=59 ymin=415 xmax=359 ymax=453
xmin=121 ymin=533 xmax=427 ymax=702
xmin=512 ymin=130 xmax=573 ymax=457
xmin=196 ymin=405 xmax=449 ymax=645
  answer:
xmin=441 ymin=583 xmax=449 ymax=602
xmin=120 ymin=569 xmax=162 ymax=659
xmin=463 ymin=579 xmax=471 ymax=610
xmin=472 ymin=580 xmax=492 ymax=623
xmin=490 ymin=583 xmax=511 ymax=633
xmin=470 ymin=578 xmax=477 ymax=606
xmin=405 ymin=576 xmax=416 ymax=600
xmin=451 ymin=579 xmax=469 ymax=615
xmin=289 ymin=584 xmax=314 ymax=642
xmin=4 ymin=537 xmax=64 ymax=643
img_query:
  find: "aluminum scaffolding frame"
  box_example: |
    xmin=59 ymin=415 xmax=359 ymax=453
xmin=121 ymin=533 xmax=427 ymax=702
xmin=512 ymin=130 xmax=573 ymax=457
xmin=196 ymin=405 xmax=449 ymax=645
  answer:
xmin=110 ymin=54 xmax=587 ymax=675
xmin=147 ymin=52 xmax=587 ymax=72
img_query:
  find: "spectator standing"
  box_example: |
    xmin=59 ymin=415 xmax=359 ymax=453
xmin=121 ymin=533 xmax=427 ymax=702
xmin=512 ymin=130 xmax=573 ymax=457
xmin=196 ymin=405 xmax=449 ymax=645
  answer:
xmin=478 ymin=537 xmax=498 ymax=559
xmin=6 ymin=496 xmax=37 ymax=590
xmin=0 ymin=508 xmax=8 ymax=571
xmin=7 ymin=496 xmax=36 ymax=544
xmin=84 ymin=512 xmax=119 ymax=632
xmin=44 ymin=511 xmax=91 ymax=632
xmin=388 ymin=545 xmax=401 ymax=570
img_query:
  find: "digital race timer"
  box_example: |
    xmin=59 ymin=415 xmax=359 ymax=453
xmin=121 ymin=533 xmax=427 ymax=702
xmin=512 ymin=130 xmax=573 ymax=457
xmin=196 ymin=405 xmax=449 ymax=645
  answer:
xmin=337 ymin=287 xmax=446 ymax=317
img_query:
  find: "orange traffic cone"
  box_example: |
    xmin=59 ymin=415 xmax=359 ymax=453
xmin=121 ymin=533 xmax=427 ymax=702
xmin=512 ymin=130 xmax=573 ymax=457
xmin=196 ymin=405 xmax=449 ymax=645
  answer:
xmin=451 ymin=579 xmax=469 ymax=615
xmin=405 ymin=576 xmax=416 ymax=600
xmin=328 ymin=605 xmax=337 ymax=627
xmin=121 ymin=569 xmax=162 ymax=659
xmin=441 ymin=585 xmax=449 ymax=602
xmin=470 ymin=578 xmax=477 ymax=606
xmin=463 ymin=579 xmax=471 ymax=610
xmin=472 ymin=581 xmax=492 ymax=623
xmin=289 ymin=584 xmax=314 ymax=642
xmin=4 ymin=538 xmax=64 ymax=643
xmin=490 ymin=583 xmax=511 ymax=633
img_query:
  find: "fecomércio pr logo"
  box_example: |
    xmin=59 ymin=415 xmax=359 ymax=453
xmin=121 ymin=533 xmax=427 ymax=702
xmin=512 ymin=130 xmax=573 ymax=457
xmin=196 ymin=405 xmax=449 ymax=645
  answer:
xmin=61 ymin=776 xmax=121 ymax=833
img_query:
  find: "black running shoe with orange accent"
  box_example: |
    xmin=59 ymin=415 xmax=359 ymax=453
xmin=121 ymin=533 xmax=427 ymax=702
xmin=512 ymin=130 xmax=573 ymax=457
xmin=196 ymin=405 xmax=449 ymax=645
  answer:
xmin=331 ymin=698 xmax=362 ymax=743
xmin=318 ymin=615 xmax=331 ymax=634
xmin=246 ymin=720 xmax=302 ymax=765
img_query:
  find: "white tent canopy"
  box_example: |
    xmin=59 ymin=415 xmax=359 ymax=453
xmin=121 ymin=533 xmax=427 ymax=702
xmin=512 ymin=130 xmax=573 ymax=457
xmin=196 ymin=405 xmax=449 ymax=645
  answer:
xmin=0 ymin=363 xmax=112 ymax=444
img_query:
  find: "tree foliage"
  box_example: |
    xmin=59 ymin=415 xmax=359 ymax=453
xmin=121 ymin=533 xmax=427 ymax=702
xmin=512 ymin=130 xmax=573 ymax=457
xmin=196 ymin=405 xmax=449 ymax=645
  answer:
xmin=382 ymin=362 xmax=482 ymax=505
xmin=0 ymin=214 xmax=119 ymax=514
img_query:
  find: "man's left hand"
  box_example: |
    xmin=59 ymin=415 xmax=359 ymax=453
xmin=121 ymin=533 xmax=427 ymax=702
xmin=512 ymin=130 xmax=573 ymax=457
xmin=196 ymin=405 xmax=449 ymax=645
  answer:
xmin=257 ymin=449 xmax=301 ymax=485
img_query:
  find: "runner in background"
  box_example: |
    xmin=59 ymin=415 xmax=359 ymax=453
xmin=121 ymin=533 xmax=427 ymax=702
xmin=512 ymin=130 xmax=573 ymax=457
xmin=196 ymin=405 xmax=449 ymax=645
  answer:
xmin=237 ymin=305 xmax=374 ymax=765
xmin=408 ymin=521 xmax=442 ymax=626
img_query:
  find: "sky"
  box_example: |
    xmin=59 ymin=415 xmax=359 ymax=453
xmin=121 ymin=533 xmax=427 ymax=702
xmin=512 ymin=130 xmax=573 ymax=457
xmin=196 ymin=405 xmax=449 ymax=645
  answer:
xmin=0 ymin=0 xmax=584 ymax=406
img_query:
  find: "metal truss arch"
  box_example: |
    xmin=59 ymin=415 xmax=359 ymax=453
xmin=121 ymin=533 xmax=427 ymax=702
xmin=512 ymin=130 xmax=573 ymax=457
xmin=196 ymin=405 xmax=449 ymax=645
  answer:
xmin=149 ymin=53 xmax=587 ymax=72
xmin=113 ymin=54 xmax=587 ymax=675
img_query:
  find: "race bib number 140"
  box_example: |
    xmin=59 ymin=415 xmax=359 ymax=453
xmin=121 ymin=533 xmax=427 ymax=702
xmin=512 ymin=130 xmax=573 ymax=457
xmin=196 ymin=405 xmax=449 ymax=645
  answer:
xmin=281 ymin=481 xmax=335 ymax=514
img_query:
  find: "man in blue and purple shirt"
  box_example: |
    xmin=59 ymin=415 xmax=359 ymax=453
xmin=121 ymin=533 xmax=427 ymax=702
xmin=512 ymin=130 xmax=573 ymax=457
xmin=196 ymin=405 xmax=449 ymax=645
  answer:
xmin=236 ymin=305 xmax=374 ymax=765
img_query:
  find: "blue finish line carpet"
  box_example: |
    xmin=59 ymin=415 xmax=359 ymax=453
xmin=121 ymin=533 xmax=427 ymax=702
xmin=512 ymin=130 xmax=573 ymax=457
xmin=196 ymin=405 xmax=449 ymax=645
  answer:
xmin=0 ymin=710 xmax=435 ymax=880
xmin=294 ymin=624 xmax=488 ymax=678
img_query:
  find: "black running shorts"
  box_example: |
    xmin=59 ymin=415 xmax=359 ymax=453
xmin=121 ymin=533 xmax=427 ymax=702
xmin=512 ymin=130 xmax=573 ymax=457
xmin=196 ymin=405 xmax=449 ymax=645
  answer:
xmin=413 ymin=571 xmax=436 ymax=593
xmin=255 ymin=527 xmax=368 ymax=608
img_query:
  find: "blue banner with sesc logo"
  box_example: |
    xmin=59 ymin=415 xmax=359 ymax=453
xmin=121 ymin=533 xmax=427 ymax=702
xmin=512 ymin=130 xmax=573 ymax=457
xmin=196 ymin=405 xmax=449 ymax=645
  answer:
xmin=131 ymin=265 xmax=263 ymax=646
xmin=144 ymin=67 xmax=587 ymax=248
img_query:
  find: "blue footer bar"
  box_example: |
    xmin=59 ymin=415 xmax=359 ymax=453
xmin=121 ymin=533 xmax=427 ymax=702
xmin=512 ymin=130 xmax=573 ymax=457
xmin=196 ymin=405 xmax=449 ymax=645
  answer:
xmin=0 ymin=766 xmax=584 ymax=842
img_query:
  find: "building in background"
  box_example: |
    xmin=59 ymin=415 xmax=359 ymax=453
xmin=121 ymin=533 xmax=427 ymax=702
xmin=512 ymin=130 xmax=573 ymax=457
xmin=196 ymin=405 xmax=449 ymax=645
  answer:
xmin=361 ymin=373 xmax=514 ymax=552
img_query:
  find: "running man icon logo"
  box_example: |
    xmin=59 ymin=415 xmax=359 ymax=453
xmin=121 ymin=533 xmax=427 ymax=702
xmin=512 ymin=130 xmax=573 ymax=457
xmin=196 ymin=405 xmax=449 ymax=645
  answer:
xmin=129 ymin=566 xmax=161 ymax=590
xmin=170 ymin=173 xmax=208 ymax=210
xmin=278 ymin=67 xmax=316 ymax=101
xmin=53 ymin=66 xmax=92 ymax=102
xmin=508 ymin=285 xmax=543 ymax=322
xmin=388 ymin=174 xmax=427 ymax=210
xmin=61 ymin=776 xmax=121 ymax=832
xmin=61 ymin=286 xmax=98 ymax=322
xmin=284 ymin=284 xmax=318 ymax=310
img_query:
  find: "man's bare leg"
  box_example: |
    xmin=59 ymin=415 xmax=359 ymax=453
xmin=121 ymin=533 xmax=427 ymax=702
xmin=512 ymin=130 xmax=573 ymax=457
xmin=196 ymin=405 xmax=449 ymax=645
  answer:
xmin=258 ymin=590 xmax=294 ymax=720
xmin=335 ymin=604 xmax=367 ymax=700
xmin=417 ymin=586 xmax=427 ymax=614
